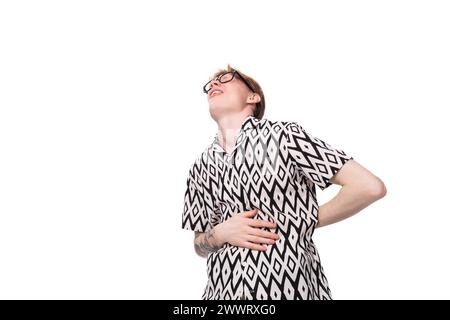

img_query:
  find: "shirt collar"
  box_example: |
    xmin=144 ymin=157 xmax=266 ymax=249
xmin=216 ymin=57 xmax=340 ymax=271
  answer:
xmin=210 ymin=115 xmax=260 ymax=153
xmin=240 ymin=114 xmax=259 ymax=132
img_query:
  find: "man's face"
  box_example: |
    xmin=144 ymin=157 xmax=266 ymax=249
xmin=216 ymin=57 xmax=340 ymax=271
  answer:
xmin=207 ymin=73 xmax=253 ymax=118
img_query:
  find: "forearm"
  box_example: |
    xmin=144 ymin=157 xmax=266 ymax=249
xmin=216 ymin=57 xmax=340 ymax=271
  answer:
xmin=316 ymin=184 xmax=385 ymax=228
xmin=194 ymin=225 xmax=225 ymax=258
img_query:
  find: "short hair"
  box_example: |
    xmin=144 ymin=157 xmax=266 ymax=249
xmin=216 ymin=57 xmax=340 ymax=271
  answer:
xmin=210 ymin=64 xmax=265 ymax=119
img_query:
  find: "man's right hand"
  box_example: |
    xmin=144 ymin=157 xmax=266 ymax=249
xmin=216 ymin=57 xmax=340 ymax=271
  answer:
xmin=215 ymin=208 xmax=280 ymax=251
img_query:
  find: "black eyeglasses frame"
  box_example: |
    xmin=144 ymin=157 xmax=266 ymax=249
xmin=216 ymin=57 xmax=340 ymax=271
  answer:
xmin=203 ymin=70 xmax=256 ymax=94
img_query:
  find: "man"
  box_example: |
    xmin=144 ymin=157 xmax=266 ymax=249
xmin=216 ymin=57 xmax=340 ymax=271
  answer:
xmin=181 ymin=64 xmax=387 ymax=300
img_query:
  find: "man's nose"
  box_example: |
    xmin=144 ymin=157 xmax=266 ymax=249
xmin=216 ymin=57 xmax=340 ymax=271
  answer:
xmin=210 ymin=79 xmax=221 ymax=89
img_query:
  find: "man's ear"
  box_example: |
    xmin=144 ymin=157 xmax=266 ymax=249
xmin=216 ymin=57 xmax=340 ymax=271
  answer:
xmin=247 ymin=93 xmax=261 ymax=104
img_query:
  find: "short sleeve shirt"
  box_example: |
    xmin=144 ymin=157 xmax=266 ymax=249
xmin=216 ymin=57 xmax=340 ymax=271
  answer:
xmin=181 ymin=115 xmax=354 ymax=300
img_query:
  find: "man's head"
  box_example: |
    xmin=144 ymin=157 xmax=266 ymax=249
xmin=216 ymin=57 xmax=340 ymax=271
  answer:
xmin=204 ymin=64 xmax=265 ymax=120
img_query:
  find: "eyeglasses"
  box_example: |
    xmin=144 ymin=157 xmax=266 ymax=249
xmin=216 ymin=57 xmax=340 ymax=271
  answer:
xmin=203 ymin=70 xmax=256 ymax=94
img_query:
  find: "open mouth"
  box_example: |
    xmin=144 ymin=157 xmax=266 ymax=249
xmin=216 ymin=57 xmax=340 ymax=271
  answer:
xmin=210 ymin=89 xmax=223 ymax=97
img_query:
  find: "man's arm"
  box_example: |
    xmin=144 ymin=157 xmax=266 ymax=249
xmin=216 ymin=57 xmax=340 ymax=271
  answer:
xmin=194 ymin=226 xmax=225 ymax=258
xmin=317 ymin=159 xmax=387 ymax=228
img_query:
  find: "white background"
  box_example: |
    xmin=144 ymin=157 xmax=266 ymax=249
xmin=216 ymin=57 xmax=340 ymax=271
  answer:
xmin=0 ymin=0 xmax=449 ymax=299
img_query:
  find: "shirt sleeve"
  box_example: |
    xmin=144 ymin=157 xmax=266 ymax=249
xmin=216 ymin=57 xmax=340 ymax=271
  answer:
xmin=181 ymin=163 xmax=212 ymax=232
xmin=283 ymin=121 xmax=354 ymax=191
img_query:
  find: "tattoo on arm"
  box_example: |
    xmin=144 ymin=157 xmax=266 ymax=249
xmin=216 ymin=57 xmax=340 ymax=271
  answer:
xmin=194 ymin=229 xmax=221 ymax=257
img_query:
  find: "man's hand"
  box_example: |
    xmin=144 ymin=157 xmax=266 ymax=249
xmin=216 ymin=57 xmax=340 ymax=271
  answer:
xmin=193 ymin=208 xmax=280 ymax=258
xmin=215 ymin=208 xmax=280 ymax=251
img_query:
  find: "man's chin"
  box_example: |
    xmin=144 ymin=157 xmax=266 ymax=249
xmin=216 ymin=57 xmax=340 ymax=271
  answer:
xmin=208 ymin=105 xmax=223 ymax=117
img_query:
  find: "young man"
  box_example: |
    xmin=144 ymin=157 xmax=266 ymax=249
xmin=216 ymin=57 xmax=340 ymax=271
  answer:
xmin=181 ymin=64 xmax=387 ymax=300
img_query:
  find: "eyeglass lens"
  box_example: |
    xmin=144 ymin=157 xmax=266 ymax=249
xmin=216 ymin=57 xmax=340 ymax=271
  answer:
xmin=205 ymin=72 xmax=234 ymax=92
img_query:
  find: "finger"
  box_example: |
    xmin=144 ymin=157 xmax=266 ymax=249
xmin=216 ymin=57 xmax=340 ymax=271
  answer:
xmin=243 ymin=241 xmax=267 ymax=251
xmin=241 ymin=208 xmax=258 ymax=217
xmin=248 ymin=228 xmax=280 ymax=240
xmin=246 ymin=235 xmax=276 ymax=245
xmin=248 ymin=219 xmax=277 ymax=229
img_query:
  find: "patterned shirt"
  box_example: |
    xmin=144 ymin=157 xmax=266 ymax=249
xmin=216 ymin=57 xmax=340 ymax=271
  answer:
xmin=181 ymin=115 xmax=354 ymax=300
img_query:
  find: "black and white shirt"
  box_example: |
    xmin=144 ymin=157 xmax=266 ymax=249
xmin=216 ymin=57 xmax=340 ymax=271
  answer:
xmin=181 ymin=115 xmax=354 ymax=300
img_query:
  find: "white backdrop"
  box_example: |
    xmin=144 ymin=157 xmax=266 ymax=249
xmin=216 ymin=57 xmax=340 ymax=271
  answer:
xmin=0 ymin=0 xmax=449 ymax=299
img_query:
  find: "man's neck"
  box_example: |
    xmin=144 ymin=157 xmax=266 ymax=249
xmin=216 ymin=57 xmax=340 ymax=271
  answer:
xmin=215 ymin=113 xmax=252 ymax=154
